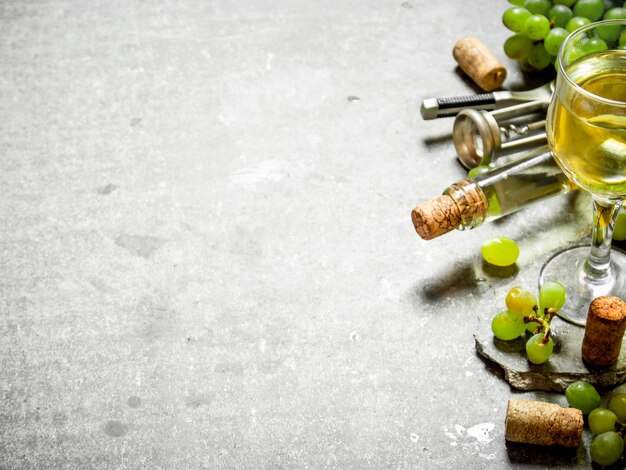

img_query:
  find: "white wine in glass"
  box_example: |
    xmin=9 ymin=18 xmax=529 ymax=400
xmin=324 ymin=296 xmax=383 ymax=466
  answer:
xmin=543 ymin=20 xmax=626 ymax=326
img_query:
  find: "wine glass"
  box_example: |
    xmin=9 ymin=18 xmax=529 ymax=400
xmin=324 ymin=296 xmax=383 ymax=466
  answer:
xmin=541 ymin=19 xmax=626 ymax=326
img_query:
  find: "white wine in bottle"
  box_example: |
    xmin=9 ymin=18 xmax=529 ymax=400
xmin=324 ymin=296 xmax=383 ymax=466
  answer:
xmin=411 ymin=146 xmax=576 ymax=240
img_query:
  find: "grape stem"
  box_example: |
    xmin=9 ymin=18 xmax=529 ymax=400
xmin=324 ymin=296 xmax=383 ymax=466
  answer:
xmin=525 ymin=307 xmax=557 ymax=344
xmin=543 ymin=307 xmax=558 ymax=323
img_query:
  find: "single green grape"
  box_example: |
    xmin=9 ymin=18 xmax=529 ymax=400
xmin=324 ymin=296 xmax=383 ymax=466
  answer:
xmin=524 ymin=0 xmax=552 ymax=16
xmin=508 ymin=0 xmax=525 ymax=4
xmin=492 ymin=309 xmax=526 ymax=340
xmin=544 ymin=27 xmax=569 ymax=56
xmin=573 ymin=0 xmax=606 ymax=21
xmin=523 ymin=14 xmax=551 ymax=40
xmin=590 ymin=431 xmax=624 ymax=467
xmin=503 ymin=34 xmax=534 ymax=59
xmin=481 ymin=236 xmax=519 ymax=267
xmin=526 ymin=333 xmax=553 ymax=364
xmin=525 ymin=317 xmax=542 ymax=334
xmin=589 ymin=408 xmax=619 ymax=435
xmin=566 ymin=16 xmax=592 ymax=33
xmin=518 ymin=56 xmax=539 ymax=73
xmin=548 ymin=4 xmax=573 ymax=28
xmin=598 ymin=8 xmax=626 ymax=43
xmin=579 ymin=37 xmax=609 ymax=54
xmin=503 ymin=7 xmax=532 ymax=32
xmin=564 ymin=45 xmax=587 ymax=64
xmin=553 ymin=0 xmax=575 ymax=6
xmin=613 ymin=209 xmax=626 ymax=241
xmin=606 ymin=6 xmax=626 ymax=19
xmin=505 ymin=286 xmax=537 ymax=318
xmin=565 ymin=380 xmax=602 ymax=414
xmin=608 ymin=393 xmax=626 ymax=422
xmin=539 ymin=280 xmax=566 ymax=313
xmin=619 ymin=29 xmax=626 ymax=48
xmin=528 ymin=42 xmax=553 ymax=70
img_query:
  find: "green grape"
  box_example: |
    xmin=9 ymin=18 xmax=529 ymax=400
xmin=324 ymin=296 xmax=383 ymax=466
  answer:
xmin=467 ymin=165 xmax=490 ymax=178
xmin=518 ymin=57 xmax=537 ymax=73
xmin=613 ymin=208 xmax=626 ymax=241
xmin=505 ymin=286 xmax=537 ymax=317
xmin=524 ymin=0 xmax=552 ymax=16
xmin=492 ymin=309 xmax=526 ymax=340
xmin=579 ymin=36 xmax=609 ymax=54
xmin=598 ymin=8 xmax=626 ymax=43
xmin=565 ymin=45 xmax=587 ymax=63
xmin=481 ymin=236 xmax=519 ymax=267
xmin=503 ymin=34 xmax=534 ymax=59
xmin=544 ymin=27 xmax=569 ymax=56
xmin=590 ymin=431 xmax=624 ymax=467
xmin=589 ymin=408 xmax=619 ymax=434
xmin=508 ymin=0 xmax=525 ymax=4
xmin=539 ymin=280 xmax=566 ymax=313
xmin=503 ymin=7 xmax=532 ymax=32
xmin=554 ymin=0 xmax=575 ymax=6
xmin=566 ymin=16 xmax=592 ymax=33
xmin=526 ymin=333 xmax=553 ymax=364
xmin=573 ymin=0 xmax=606 ymax=21
xmin=548 ymin=4 xmax=573 ymax=27
xmin=523 ymin=14 xmax=551 ymax=40
xmin=606 ymin=6 xmax=626 ymax=19
xmin=565 ymin=380 xmax=602 ymax=414
xmin=620 ymin=29 xmax=626 ymax=48
xmin=608 ymin=393 xmax=626 ymax=422
xmin=528 ymin=42 xmax=553 ymax=70
xmin=525 ymin=317 xmax=542 ymax=333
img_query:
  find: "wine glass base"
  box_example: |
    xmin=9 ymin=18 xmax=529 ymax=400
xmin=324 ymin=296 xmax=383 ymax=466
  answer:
xmin=539 ymin=245 xmax=626 ymax=327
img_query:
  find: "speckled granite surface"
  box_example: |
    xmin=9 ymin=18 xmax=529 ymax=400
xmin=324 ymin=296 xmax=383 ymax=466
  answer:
xmin=0 ymin=1 xmax=598 ymax=468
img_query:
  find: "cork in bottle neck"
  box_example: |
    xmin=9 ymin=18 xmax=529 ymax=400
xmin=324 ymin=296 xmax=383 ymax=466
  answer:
xmin=411 ymin=180 xmax=488 ymax=240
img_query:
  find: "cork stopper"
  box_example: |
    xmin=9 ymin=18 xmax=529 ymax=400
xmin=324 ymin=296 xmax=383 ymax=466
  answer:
xmin=505 ymin=399 xmax=583 ymax=448
xmin=582 ymin=296 xmax=626 ymax=368
xmin=411 ymin=194 xmax=461 ymax=240
xmin=453 ymin=36 xmax=507 ymax=92
xmin=411 ymin=181 xmax=487 ymax=240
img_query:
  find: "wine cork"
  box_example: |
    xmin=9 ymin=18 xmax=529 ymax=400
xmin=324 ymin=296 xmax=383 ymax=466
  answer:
xmin=411 ymin=194 xmax=461 ymax=240
xmin=453 ymin=36 xmax=507 ymax=92
xmin=411 ymin=182 xmax=487 ymax=240
xmin=505 ymin=399 xmax=583 ymax=448
xmin=582 ymin=296 xmax=626 ymax=367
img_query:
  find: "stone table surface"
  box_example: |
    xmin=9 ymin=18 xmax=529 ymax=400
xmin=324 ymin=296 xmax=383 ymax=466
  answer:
xmin=0 ymin=1 xmax=604 ymax=468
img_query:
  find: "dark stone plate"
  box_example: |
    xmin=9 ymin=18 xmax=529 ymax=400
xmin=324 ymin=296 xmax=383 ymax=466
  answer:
xmin=474 ymin=314 xmax=626 ymax=392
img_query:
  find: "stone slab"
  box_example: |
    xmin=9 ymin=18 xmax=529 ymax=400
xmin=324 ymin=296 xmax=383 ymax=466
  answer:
xmin=475 ymin=314 xmax=626 ymax=392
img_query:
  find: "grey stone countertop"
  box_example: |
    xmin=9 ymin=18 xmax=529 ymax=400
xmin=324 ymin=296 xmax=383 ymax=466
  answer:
xmin=0 ymin=0 xmax=609 ymax=468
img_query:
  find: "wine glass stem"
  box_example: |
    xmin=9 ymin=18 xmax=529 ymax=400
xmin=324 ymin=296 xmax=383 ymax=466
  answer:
xmin=584 ymin=197 xmax=623 ymax=281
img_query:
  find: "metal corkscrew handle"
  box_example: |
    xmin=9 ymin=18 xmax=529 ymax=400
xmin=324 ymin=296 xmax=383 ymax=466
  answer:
xmin=421 ymin=94 xmax=497 ymax=120
xmin=420 ymin=80 xmax=555 ymax=120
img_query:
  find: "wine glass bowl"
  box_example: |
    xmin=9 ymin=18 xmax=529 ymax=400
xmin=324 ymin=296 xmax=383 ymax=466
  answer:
xmin=541 ymin=19 xmax=626 ymax=326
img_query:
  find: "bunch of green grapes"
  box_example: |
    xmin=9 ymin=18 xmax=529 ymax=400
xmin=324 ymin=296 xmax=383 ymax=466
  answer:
xmin=491 ymin=280 xmax=566 ymax=364
xmin=502 ymin=0 xmax=626 ymax=72
xmin=566 ymin=381 xmax=626 ymax=466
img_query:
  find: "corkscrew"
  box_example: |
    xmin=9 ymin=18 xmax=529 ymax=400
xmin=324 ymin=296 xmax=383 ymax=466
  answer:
xmin=452 ymin=100 xmax=549 ymax=169
xmin=420 ymin=80 xmax=554 ymax=120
